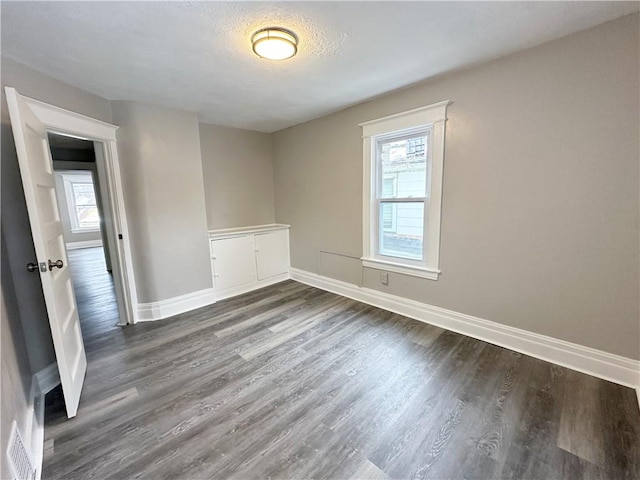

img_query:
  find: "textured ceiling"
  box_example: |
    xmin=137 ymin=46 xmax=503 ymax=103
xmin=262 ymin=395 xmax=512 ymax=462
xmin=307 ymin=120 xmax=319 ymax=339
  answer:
xmin=2 ymin=2 xmax=638 ymax=132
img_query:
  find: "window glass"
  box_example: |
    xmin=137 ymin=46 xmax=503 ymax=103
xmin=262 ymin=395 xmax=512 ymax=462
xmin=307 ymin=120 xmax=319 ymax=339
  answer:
xmin=58 ymin=171 xmax=101 ymax=232
xmin=72 ymin=182 xmax=100 ymax=229
xmin=381 ymin=201 xmax=396 ymax=232
xmin=379 ymin=135 xmax=427 ymax=198
xmin=379 ymin=202 xmax=424 ymax=260
xmin=377 ymin=133 xmax=428 ymax=261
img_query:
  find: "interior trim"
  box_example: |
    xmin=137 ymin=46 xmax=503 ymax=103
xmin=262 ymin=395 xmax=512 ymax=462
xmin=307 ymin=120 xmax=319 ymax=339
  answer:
xmin=214 ymin=273 xmax=291 ymax=302
xmin=362 ymin=258 xmax=440 ymax=280
xmin=65 ymin=240 xmax=103 ymax=250
xmin=137 ymin=288 xmax=216 ymax=322
xmin=290 ymin=267 xmax=640 ymax=395
xmin=31 ymin=362 xmax=59 ymax=479
xmin=208 ymin=223 xmax=290 ymax=240
xmin=34 ymin=362 xmax=61 ymax=395
xmin=17 ymin=88 xmax=138 ymax=325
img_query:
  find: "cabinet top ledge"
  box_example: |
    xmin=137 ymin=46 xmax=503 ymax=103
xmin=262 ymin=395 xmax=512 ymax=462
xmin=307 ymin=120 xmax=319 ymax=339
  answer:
xmin=208 ymin=223 xmax=290 ymax=238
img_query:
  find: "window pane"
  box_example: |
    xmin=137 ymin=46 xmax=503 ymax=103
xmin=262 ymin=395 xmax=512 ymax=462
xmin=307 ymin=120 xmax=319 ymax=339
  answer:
xmin=71 ymin=180 xmax=99 ymax=229
xmin=379 ymin=135 xmax=427 ymax=198
xmin=72 ymin=183 xmax=97 ymax=206
xmin=76 ymin=206 xmax=100 ymax=229
xmin=381 ymin=202 xmax=396 ymax=231
xmin=382 ymin=176 xmax=396 ymax=197
xmin=379 ymin=202 xmax=424 ymax=260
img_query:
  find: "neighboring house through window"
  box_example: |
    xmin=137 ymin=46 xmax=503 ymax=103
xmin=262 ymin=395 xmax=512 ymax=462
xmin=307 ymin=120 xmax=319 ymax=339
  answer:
xmin=360 ymin=101 xmax=449 ymax=280
xmin=381 ymin=175 xmax=397 ymax=232
xmin=58 ymin=171 xmax=101 ymax=233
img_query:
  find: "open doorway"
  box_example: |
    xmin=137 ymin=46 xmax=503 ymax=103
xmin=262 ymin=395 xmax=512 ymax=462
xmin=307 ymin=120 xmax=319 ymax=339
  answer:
xmin=6 ymin=86 xmax=139 ymax=417
xmin=48 ymin=133 xmax=121 ymax=344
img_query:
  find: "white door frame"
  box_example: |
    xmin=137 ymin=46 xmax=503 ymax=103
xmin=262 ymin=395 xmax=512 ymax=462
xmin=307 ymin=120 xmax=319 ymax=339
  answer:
xmin=22 ymin=93 xmax=138 ymax=324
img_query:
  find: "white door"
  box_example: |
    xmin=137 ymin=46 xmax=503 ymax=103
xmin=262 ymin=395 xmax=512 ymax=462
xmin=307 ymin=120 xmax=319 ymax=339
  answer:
xmin=6 ymin=87 xmax=87 ymax=418
xmin=255 ymin=230 xmax=290 ymax=280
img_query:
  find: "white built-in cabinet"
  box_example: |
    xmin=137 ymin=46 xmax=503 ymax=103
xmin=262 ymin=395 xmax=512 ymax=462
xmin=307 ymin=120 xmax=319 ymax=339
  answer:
xmin=209 ymin=224 xmax=290 ymax=300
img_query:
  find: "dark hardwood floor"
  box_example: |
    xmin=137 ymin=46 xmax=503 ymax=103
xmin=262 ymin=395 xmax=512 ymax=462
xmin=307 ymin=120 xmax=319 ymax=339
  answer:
xmin=43 ymin=249 xmax=640 ymax=479
xmin=67 ymin=246 xmax=121 ymax=337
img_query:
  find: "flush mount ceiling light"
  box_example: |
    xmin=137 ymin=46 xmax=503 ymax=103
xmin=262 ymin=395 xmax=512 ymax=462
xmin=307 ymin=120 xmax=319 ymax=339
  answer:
xmin=251 ymin=27 xmax=298 ymax=60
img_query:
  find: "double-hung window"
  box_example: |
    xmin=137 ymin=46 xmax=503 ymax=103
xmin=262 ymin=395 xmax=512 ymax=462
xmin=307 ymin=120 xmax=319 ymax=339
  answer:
xmin=360 ymin=101 xmax=449 ymax=280
xmin=58 ymin=171 xmax=101 ymax=233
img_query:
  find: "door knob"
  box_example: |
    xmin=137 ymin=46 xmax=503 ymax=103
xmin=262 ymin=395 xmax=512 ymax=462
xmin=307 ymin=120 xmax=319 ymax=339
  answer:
xmin=48 ymin=259 xmax=64 ymax=271
xmin=26 ymin=262 xmax=39 ymax=272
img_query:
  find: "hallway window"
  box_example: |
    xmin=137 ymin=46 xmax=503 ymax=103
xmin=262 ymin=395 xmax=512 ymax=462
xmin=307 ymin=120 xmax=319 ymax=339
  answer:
xmin=59 ymin=171 xmax=100 ymax=232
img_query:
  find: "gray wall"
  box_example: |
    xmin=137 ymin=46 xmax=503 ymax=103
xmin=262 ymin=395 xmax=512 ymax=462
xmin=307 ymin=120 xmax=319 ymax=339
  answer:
xmin=272 ymin=14 xmax=640 ymax=360
xmin=0 ymin=234 xmax=34 ymax=480
xmin=199 ymin=123 xmax=275 ymax=230
xmin=112 ymin=101 xmax=212 ymax=303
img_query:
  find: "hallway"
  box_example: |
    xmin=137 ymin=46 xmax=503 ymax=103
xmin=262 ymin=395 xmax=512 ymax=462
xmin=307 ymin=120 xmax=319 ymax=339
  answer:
xmin=67 ymin=246 xmax=122 ymax=356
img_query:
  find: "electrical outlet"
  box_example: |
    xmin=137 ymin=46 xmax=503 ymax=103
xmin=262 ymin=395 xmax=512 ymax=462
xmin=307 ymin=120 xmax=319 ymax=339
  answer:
xmin=380 ymin=272 xmax=389 ymax=285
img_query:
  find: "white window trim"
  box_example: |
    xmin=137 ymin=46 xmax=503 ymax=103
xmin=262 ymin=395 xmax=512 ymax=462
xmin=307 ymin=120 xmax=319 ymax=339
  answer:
xmin=360 ymin=100 xmax=449 ymax=281
xmin=58 ymin=170 xmax=101 ymax=233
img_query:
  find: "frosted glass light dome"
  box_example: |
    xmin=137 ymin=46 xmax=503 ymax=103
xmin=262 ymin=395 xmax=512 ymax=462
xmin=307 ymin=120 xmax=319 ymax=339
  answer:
xmin=252 ymin=28 xmax=298 ymax=60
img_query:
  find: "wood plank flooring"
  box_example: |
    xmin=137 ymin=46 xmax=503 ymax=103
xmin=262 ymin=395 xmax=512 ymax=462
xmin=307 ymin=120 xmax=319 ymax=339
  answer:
xmin=44 ymin=249 xmax=640 ymax=479
xmin=67 ymin=246 xmax=121 ymax=339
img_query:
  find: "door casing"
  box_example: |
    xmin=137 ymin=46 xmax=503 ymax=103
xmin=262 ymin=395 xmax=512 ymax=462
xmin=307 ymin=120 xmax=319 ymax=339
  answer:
xmin=16 ymin=90 xmax=138 ymax=325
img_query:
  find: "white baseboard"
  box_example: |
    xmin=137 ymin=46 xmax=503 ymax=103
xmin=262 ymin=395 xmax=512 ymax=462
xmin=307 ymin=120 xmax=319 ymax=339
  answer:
xmin=65 ymin=239 xmax=103 ymax=250
xmin=34 ymin=362 xmax=60 ymax=394
xmin=22 ymin=363 xmax=58 ymax=480
xmin=31 ymin=391 xmax=44 ymax=480
xmin=137 ymin=288 xmax=216 ymax=322
xmin=24 ymin=380 xmax=37 ymax=457
xmin=215 ymin=273 xmax=290 ymax=301
xmin=290 ymin=268 xmax=640 ymax=393
xmin=27 ymin=373 xmax=46 ymax=480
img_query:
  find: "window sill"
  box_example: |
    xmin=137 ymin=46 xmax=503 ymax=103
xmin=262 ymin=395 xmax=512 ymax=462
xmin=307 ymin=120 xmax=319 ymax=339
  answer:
xmin=71 ymin=228 xmax=100 ymax=234
xmin=361 ymin=257 xmax=440 ymax=280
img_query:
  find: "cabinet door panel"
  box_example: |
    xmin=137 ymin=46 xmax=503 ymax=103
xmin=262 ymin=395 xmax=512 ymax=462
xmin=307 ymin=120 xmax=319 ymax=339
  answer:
xmin=211 ymin=236 xmax=256 ymax=291
xmin=255 ymin=230 xmax=290 ymax=280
